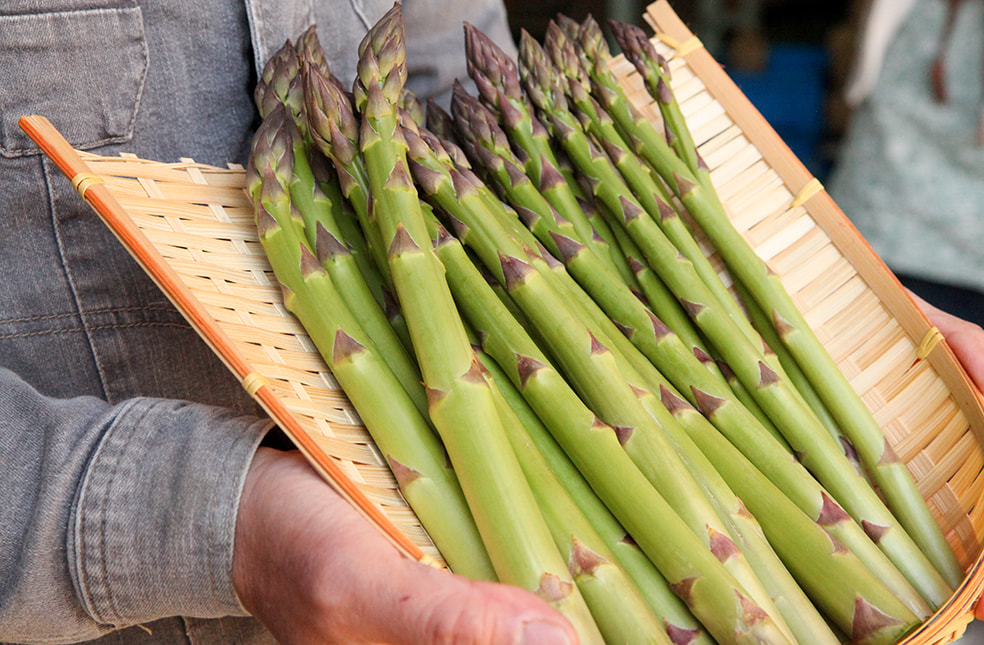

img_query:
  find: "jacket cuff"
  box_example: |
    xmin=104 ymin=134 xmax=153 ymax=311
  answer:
xmin=69 ymin=398 xmax=273 ymax=625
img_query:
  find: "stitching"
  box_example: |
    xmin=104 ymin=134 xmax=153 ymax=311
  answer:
xmin=0 ymin=306 xmax=176 ymax=326
xmin=95 ymin=398 xmax=147 ymax=625
xmin=0 ymin=322 xmax=189 ymax=341
xmin=0 ymin=5 xmax=149 ymax=158
xmin=350 ymin=0 xmax=373 ymax=30
xmin=44 ymin=158 xmax=111 ymax=400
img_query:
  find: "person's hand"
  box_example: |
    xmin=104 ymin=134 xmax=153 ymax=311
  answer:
xmin=232 ymin=447 xmax=578 ymax=645
xmin=911 ymin=293 xmax=984 ymax=393
xmin=910 ymin=294 xmax=984 ymax=620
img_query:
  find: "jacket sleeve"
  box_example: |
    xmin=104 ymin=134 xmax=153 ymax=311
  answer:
xmin=0 ymin=367 xmax=272 ymax=643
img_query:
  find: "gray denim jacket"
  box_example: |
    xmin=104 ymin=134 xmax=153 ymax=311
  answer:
xmin=0 ymin=1 xmax=515 ymax=643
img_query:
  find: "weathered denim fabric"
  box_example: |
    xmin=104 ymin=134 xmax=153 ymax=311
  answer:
xmin=0 ymin=1 xmax=516 ymax=643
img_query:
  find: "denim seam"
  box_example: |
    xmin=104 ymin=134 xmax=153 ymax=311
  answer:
xmin=208 ymin=418 xmax=271 ymax=615
xmin=349 ymin=0 xmax=372 ymax=30
xmin=0 ymin=321 xmax=190 ymax=341
xmin=73 ymin=398 xmax=146 ymax=628
xmin=44 ymin=158 xmax=111 ymax=401
xmin=94 ymin=400 xmax=148 ymax=626
xmin=0 ymin=305 xmax=177 ymax=325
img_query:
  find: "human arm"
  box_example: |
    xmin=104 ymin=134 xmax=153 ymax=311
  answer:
xmin=0 ymin=367 xmax=270 ymax=643
xmin=0 ymin=362 xmax=576 ymax=645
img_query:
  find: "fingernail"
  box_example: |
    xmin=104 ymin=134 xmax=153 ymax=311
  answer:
xmin=520 ymin=620 xmax=572 ymax=645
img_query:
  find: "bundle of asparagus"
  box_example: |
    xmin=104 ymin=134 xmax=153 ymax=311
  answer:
xmin=245 ymin=4 xmax=964 ymax=643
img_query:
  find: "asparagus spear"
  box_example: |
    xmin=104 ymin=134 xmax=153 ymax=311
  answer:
xmin=255 ymin=39 xmax=304 ymax=121
xmin=519 ymin=28 xmax=954 ymax=607
xmin=660 ymin=386 xmax=922 ymax=644
xmin=425 ymin=214 xmax=794 ymax=645
xmin=607 ymin=19 xmax=703 ymax=182
xmin=545 ymin=20 xmax=761 ymax=349
xmin=477 ymin=348 xmax=715 ymax=645
xmin=305 ymin=61 xmax=391 ymax=284
xmin=246 ymin=106 xmax=494 ymax=580
xmin=733 ymin=277 xmax=869 ymax=478
xmin=256 ymin=46 xmax=425 ymax=419
xmin=609 ymin=18 xmax=964 ymax=588
xmin=352 ymin=6 xmax=602 ymax=639
xmin=404 ymin=119 xmax=811 ymax=638
xmin=463 ymin=23 xmax=600 ymax=247
xmin=449 ymin=82 xmax=626 ymax=280
xmin=476 ymin=343 xmax=672 ymax=645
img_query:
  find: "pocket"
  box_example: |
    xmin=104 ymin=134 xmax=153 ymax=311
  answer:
xmin=0 ymin=3 xmax=148 ymax=157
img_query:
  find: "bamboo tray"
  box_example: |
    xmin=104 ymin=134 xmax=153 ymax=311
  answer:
xmin=18 ymin=1 xmax=984 ymax=642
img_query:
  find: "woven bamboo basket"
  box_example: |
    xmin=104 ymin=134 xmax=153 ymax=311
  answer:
xmin=18 ymin=1 xmax=984 ymax=642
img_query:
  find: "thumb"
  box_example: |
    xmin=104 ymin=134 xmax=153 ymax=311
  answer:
xmin=363 ymin=558 xmax=580 ymax=645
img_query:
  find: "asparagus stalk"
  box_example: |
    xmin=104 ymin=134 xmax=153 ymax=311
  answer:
xmin=352 ymin=7 xmax=602 ymax=639
xmin=608 ymin=19 xmax=964 ymax=589
xmin=246 ymin=107 xmax=494 ymax=580
xmin=734 ymin=277 xmax=869 ymax=476
xmin=477 ymin=348 xmax=715 ymax=645
xmin=477 ymin=345 xmax=672 ymax=645
xmin=275 ymin=111 xmax=428 ymax=420
xmin=404 ymin=121 xmax=808 ymax=639
xmin=578 ymin=194 xmax=709 ymax=354
xmin=408 ymin=109 xmax=908 ymax=628
xmin=306 ymin=152 xmax=390 ymax=303
xmin=512 ymin=206 xmax=931 ymax=620
xmin=515 ymin=194 xmax=927 ymax=627
xmin=425 ymin=214 xmax=794 ymax=645
xmin=544 ymin=20 xmax=757 ymax=346
xmin=259 ymin=42 xmax=419 ymax=410
xmin=660 ymin=386 xmax=922 ymax=644
xmin=520 ymin=28 xmax=955 ymax=607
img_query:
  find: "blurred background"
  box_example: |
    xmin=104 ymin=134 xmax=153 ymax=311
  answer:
xmin=504 ymin=0 xmax=855 ymax=180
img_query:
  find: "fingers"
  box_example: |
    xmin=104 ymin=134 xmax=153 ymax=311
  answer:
xmin=359 ymin=559 xmax=577 ymax=645
xmin=234 ymin=448 xmax=578 ymax=645
xmin=910 ymin=292 xmax=984 ymax=393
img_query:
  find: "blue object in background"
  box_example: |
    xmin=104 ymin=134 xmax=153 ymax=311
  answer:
xmin=728 ymin=44 xmax=830 ymax=177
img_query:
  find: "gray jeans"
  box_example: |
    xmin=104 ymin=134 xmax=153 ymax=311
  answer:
xmin=0 ymin=1 xmax=516 ymax=643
